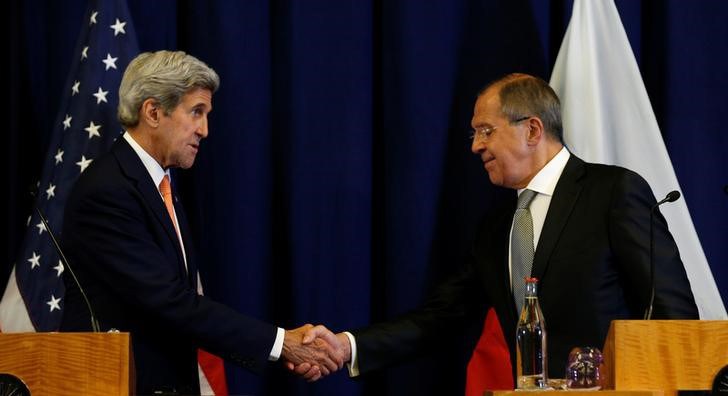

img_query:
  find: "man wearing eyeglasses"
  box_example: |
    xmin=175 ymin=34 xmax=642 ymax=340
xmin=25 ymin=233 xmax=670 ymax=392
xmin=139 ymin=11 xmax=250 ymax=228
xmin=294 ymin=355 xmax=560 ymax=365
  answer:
xmin=292 ymin=73 xmax=698 ymax=387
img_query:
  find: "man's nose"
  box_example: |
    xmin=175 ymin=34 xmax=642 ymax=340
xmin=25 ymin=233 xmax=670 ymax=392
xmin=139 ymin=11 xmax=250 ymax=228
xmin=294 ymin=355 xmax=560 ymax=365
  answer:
xmin=471 ymin=137 xmax=485 ymax=154
xmin=197 ymin=117 xmax=209 ymax=138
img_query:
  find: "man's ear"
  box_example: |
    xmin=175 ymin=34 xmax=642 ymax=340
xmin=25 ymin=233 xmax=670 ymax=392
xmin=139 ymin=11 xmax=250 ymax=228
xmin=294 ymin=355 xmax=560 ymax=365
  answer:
xmin=526 ymin=117 xmax=545 ymax=146
xmin=140 ymin=98 xmax=161 ymax=127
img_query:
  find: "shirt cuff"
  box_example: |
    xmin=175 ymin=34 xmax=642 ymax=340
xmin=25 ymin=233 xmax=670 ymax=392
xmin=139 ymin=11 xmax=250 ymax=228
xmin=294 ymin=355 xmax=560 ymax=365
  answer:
xmin=343 ymin=331 xmax=360 ymax=377
xmin=268 ymin=327 xmax=285 ymax=361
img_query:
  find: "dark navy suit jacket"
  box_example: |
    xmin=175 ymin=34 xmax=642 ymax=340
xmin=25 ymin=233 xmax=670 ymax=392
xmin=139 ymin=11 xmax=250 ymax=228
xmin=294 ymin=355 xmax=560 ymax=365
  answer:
xmin=61 ymin=138 xmax=277 ymax=394
xmin=352 ymin=154 xmax=698 ymax=379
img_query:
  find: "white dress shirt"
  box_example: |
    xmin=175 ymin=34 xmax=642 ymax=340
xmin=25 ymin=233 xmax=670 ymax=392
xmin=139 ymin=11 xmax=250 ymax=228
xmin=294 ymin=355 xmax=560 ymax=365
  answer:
xmin=508 ymin=146 xmax=570 ymax=288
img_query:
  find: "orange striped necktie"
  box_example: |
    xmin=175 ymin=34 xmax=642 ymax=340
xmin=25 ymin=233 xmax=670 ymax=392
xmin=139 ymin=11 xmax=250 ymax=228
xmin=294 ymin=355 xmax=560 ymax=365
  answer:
xmin=159 ymin=175 xmax=179 ymax=232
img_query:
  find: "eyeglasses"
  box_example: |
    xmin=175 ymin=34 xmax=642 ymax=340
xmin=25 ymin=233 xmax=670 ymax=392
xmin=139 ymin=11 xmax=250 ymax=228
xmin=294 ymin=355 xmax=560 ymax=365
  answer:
xmin=469 ymin=116 xmax=531 ymax=141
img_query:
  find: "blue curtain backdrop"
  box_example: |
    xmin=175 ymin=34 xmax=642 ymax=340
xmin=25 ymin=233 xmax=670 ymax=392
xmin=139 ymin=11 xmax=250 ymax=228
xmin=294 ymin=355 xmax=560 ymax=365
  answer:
xmin=4 ymin=0 xmax=727 ymax=394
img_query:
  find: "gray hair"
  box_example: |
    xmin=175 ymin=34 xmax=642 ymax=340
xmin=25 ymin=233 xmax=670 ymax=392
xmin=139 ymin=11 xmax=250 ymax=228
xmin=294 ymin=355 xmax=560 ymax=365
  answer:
xmin=481 ymin=73 xmax=563 ymax=142
xmin=118 ymin=50 xmax=220 ymax=129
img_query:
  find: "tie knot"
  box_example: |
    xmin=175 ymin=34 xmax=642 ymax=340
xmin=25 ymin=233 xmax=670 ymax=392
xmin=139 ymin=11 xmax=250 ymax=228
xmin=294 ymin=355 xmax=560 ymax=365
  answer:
xmin=159 ymin=175 xmax=172 ymax=197
xmin=517 ymin=189 xmax=537 ymax=209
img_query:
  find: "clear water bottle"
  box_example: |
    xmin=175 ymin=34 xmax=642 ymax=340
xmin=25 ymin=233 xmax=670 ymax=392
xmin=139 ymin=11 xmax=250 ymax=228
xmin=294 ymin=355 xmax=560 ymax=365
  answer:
xmin=516 ymin=277 xmax=548 ymax=389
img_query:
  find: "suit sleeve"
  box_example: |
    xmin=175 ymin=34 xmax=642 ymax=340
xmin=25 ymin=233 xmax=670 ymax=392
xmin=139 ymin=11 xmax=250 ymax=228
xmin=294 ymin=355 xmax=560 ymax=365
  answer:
xmin=351 ymin=256 xmax=486 ymax=375
xmin=608 ymin=169 xmax=698 ymax=319
xmin=63 ymin=179 xmax=278 ymax=372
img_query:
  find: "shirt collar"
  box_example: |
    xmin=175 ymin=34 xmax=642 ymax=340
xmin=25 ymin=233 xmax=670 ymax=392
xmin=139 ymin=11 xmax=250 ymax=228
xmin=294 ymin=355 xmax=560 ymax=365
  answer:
xmin=519 ymin=146 xmax=570 ymax=197
xmin=123 ymin=132 xmax=169 ymax=190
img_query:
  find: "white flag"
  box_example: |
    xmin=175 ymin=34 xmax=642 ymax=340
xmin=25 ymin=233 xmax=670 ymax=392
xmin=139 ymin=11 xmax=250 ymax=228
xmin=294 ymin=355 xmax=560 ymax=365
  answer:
xmin=549 ymin=0 xmax=726 ymax=319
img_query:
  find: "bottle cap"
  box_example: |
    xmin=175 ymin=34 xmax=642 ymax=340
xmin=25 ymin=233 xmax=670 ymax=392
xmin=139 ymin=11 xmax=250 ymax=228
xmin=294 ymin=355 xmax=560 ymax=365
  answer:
xmin=525 ymin=277 xmax=539 ymax=283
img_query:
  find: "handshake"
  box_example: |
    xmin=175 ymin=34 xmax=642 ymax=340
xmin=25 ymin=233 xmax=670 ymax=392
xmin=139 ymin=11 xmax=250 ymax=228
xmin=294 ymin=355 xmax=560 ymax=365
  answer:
xmin=281 ymin=324 xmax=351 ymax=382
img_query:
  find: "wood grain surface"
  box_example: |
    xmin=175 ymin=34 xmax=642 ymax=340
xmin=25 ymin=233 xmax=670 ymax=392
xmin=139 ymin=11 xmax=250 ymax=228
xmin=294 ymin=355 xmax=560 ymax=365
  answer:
xmin=0 ymin=332 xmax=132 ymax=395
xmin=602 ymin=320 xmax=728 ymax=396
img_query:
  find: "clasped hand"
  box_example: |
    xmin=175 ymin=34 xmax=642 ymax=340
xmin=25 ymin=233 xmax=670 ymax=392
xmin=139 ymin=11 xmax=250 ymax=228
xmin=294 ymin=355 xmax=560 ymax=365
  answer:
xmin=282 ymin=324 xmax=351 ymax=382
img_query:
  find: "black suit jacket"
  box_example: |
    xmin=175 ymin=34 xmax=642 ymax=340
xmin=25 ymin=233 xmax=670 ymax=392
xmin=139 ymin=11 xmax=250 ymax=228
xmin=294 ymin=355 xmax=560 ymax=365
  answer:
xmin=60 ymin=138 xmax=277 ymax=394
xmin=353 ymin=154 xmax=698 ymax=379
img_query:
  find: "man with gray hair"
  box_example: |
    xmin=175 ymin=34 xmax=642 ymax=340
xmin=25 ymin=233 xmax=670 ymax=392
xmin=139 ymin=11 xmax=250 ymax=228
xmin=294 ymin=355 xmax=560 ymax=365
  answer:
xmin=295 ymin=73 xmax=698 ymax=388
xmin=60 ymin=50 xmax=342 ymax=394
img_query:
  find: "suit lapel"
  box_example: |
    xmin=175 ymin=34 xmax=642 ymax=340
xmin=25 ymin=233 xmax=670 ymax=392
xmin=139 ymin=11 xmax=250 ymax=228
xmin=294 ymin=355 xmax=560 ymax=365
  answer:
xmin=478 ymin=196 xmax=521 ymax=334
xmin=112 ymin=139 xmax=187 ymax=272
xmin=172 ymin=182 xmax=198 ymax=291
xmin=492 ymin=198 xmax=521 ymax=360
xmin=531 ymin=155 xmax=584 ymax=281
xmin=500 ymin=201 xmax=520 ymax=324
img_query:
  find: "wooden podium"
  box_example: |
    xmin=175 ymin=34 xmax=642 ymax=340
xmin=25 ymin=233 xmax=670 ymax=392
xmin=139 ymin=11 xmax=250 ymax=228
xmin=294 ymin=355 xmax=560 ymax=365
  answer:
xmin=602 ymin=320 xmax=728 ymax=395
xmin=0 ymin=332 xmax=133 ymax=395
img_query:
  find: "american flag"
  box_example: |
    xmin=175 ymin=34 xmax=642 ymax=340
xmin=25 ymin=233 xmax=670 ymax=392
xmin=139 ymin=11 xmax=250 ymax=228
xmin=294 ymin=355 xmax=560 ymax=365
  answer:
xmin=1 ymin=3 xmax=229 ymax=393
xmin=0 ymin=0 xmax=139 ymax=332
